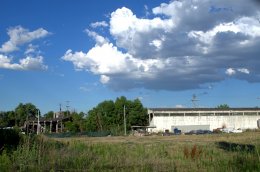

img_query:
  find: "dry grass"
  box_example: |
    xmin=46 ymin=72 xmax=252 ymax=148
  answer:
xmin=1 ymin=131 xmax=259 ymax=171
xmin=51 ymin=131 xmax=260 ymax=145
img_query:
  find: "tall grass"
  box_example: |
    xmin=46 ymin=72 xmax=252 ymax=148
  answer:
xmin=0 ymin=134 xmax=260 ymax=171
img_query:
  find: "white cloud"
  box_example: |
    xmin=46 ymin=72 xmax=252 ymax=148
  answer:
xmin=79 ymin=82 xmax=99 ymax=92
xmin=63 ymin=0 xmax=260 ymax=90
xmin=226 ymin=68 xmax=250 ymax=76
xmin=188 ymin=17 xmax=260 ymax=45
xmin=90 ymin=21 xmax=108 ymax=28
xmin=109 ymin=7 xmax=174 ymax=56
xmin=110 ymin=7 xmax=174 ymax=35
xmin=0 ymin=54 xmax=47 ymax=70
xmin=226 ymin=68 xmax=236 ymax=76
xmin=25 ymin=44 xmax=39 ymax=55
xmin=238 ymin=68 xmax=250 ymax=74
xmin=62 ymin=42 xmax=164 ymax=76
xmin=85 ymin=29 xmax=108 ymax=46
xmin=144 ymin=5 xmax=150 ymax=17
xmin=175 ymin=104 xmax=185 ymax=108
xmin=0 ymin=26 xmax=50 ymax=53
xmin=100 ymin=75 xmax=110 ymax=84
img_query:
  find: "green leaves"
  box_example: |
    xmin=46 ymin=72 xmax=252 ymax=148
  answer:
xmin=86 ymin=97 xmax=148 ymax=134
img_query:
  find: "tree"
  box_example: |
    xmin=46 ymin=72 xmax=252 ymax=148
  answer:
xmin=86 ymin=96 xmax=148 ymax=134
xmin=0 ymin=111 xmax=17 ymax=128
xmin=44 ymin=111 xmax=54 ymax=119
xmin=65 ymin=112 xmax=86 ymax=132
xmin=14 ymin=103 xmax=38 ymax=126
xmin=216 ymin=104 xmax=230 ymax=109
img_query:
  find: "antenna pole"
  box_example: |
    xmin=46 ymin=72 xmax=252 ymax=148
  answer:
xmin=124 ymin=105 xmax=126 ymax=136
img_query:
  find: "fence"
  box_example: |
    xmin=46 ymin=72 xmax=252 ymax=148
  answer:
xmin=45 ymin=131 xmax=111 ymax=138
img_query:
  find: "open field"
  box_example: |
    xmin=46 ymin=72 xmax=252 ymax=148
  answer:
xmin=52 ymin=131 xmax=260 ymax=145
xmin=1 ymin=131 xmax=260 ymax=171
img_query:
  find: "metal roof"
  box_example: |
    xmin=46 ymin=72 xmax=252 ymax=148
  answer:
xmin=148 ymin=108 xmax=260 ymax=111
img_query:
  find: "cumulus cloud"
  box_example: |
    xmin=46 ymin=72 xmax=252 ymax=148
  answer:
xmin=62 ymin=0 xmax=260 ymax=91
xmin=0 ymin=54 xmax=47 ymax=70
xmin=0 ymin=26 xmax=49 ymax=71
xmin=0 ymin=26 xmax=50 ymax=53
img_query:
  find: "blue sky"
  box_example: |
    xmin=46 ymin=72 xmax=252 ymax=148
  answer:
xmin=1 ymin=0 xmax=260 ymax=114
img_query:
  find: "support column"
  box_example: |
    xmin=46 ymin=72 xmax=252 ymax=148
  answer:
xmin=56 ymin=120 xmax=59 ymax=133
xmin=32 ymin=121 xmax=35 ymax=133
xmin=61 ymin=120 xmax=63 ymax=132
xmin=50 ymin=121 xmax=52 ymax=133
xmin=44 ymin=121 xmax=46 ymax=133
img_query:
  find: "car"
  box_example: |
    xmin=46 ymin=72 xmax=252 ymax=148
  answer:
xmin=230 ymin=128 xmax=243 ymax=133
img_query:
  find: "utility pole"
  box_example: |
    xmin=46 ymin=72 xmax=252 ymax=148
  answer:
xmin=37 ymin=109 xmax=40 ymax=135
xmin=66 ymin=101 xmax=70 ymax=116
xmin=124 ymin=105 xmax=126 ymax=136
xmin=60 ymin=103 xmax=63 ymax=132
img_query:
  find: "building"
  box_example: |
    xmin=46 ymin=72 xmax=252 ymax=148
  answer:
xmin=148 ymin=108 xmax=260 ymax=133
xmin=24 ymin=112 xmax=72 ymax=134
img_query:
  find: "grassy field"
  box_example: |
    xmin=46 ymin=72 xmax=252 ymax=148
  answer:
xmin=0 ymin=131 xmax=260 ymax=171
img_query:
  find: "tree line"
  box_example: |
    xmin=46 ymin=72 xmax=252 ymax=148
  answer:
xmin=0 ymin=96 xmax=148 ymax=134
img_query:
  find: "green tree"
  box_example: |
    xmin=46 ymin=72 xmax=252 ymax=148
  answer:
xmin=65 ymin=112 xmax=86 ymax=132
xmin=216 ymin=104 xmax=230 ymax=109
xmin=86 ymin=96 xmax=148 ymax=134
xmin=44 ymin=111 xmax=54 ymax=119
xmin=14 ymin=103 xmax=38 ymax=126
xmin=0 ymin=111 xmax=16 ymax=128
xmin=127 ymin=99 xmax=148 ymax=127
xmin=0 ymin=111 xmax=9 ymax=128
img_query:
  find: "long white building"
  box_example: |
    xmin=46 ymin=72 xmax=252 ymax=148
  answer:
xmin=147 ymin=108 xmax=260 ymax=133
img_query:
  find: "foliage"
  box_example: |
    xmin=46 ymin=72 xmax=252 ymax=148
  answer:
xmin=0 ymin=103 xmax=39 ymax=128
xmin=43 ymin=111 xmax=54 ymax=119
xmin=0 ymin=111 xmax=16 ymax=128
xmin=15 ymin=103 xmax=39 ymax=126
xmin=216 ymin=104 xmax=230 ymax=109
xmin=65 ymin=112 xmax=86 ymax=132
xmin=0 ymin=129 xmax=20 ymax=153
xmin=86 ymin=96 xmax=148 ymax=134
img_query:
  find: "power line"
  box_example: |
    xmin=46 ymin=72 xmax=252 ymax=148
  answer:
xmin=191 ymin=94 xmax=199 ymax=108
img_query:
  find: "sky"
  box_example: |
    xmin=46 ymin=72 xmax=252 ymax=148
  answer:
xmin=1 ymin=0 xmax=260 ymax=114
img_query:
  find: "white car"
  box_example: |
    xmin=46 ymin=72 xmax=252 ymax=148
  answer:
xmin=220 ymin=128 xmax=243 ymax=133
xmin=230 ymin=128 xmax=243 ymax=133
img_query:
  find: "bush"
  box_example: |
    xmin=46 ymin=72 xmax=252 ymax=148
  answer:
xmin=0 ymin=129 xmax=20 ymax=153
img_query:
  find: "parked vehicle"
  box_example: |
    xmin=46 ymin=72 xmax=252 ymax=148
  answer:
xmin=220 ymin=128 xmax=243 ymax=133
xmin=185 ymin=130 xmax=212 ymax=135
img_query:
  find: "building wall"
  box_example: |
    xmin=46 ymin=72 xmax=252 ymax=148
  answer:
xmin=149 ymin=115 xmax=260 ymax=132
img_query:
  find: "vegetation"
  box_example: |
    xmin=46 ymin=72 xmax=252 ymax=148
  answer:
xmin=0 ymin=129 xmax=20 ymax=153
xmin=1 ymin=99 xmax=259 ymax=171
xmin=0 ymin=132 xmax=259 ymax=171
xmin=0 ymin=96 xmax=147 ymax=135
xmin=0 ymin=103 xmax=38 ymax=128
xmin=216 ymin=104 xmax=230 ymax=109
xmin=86 ymin=96 xmax=148 ymax=135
